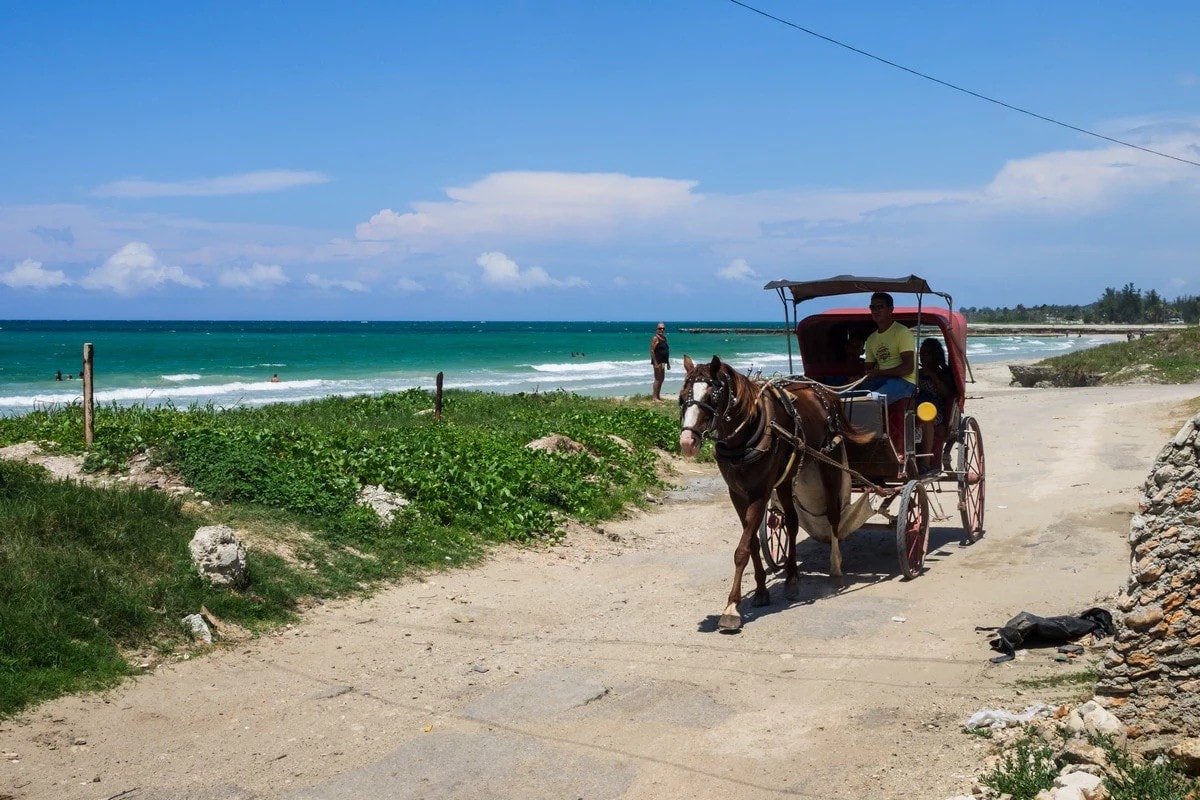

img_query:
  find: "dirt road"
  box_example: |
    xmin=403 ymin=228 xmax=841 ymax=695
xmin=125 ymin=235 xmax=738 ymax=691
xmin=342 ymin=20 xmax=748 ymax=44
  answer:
xmin=3 ymin=372 xmax=1198 ymax=800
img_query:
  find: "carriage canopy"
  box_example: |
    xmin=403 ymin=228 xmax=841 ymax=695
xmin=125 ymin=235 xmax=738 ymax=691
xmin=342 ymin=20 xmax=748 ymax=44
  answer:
xmin=763 ymin=274 xmax=951 ymax=305
xmin=763 ymin=273 xmax=968 ymax=391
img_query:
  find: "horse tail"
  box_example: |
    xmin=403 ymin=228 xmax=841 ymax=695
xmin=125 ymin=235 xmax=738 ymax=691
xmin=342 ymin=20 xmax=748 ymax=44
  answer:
xmin=828 ymin=390 xmax=875 ymax=446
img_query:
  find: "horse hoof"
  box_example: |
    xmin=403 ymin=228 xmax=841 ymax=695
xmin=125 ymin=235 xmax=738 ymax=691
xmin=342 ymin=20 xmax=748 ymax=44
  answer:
xmin=718 ymin=614 xmax=743 ymax=632
xmin=784 ymin=583 xmax=801 ymax=601
xmin=752 ymin=590 xmax=771 ymax=607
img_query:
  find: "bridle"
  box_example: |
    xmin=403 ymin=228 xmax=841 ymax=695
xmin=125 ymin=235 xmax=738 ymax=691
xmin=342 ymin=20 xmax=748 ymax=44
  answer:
xmin=679 ymin=369 xmax=740 ymax=444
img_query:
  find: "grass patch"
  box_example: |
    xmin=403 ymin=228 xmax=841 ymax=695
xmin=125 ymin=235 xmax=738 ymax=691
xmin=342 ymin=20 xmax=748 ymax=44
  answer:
xmin=0 ymin=390 xmax=683 ymax=716
xmin=979 ymin=731 xmax=1060 ymax=800
xmin=0 ymin=460 xmax=305 ymax=716
xmin=1014 ymin=667 xmax=1098 ymax=691
xmin=1038 ymin=327 xmax=1200 ymax=384
xmin=975 ymin=726 xmax=1200 ymax=800
xmin=1098 ymin=735 xmax=1200 ymax=800
xmin=1172 ymin=396 xmax=1200 ymax=431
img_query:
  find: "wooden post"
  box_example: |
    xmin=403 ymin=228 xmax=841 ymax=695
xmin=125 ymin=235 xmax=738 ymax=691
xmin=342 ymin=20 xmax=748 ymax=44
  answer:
xmin=435 ymin=372 xmax=443 ymax=421
xmin=82 ymin=343 xmax=95 ymax=448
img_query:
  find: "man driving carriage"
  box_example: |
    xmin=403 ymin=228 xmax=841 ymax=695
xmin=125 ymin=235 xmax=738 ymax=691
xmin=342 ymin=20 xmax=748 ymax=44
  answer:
xmin=861 ymin=292 xmax=918 ymax=404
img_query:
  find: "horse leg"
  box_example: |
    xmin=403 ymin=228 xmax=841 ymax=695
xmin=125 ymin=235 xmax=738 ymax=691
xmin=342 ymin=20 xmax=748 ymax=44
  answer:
xmin=779 ymin=484 xmax=802 ymax=601
xmin=719 ymin=493 xmax=767 ymax=631
xmin=748 ymin=529 xmax=769 ymax=607
xmin=821 ymin=461 xmax=845 ymax=580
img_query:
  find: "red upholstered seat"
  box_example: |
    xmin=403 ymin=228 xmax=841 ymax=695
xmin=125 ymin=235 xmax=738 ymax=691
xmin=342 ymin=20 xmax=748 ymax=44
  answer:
xmin=886 ymin=396 xmax=913 ymax=459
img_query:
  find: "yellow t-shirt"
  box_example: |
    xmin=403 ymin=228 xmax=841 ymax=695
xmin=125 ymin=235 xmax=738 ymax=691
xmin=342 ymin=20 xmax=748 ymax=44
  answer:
xmin=865 ymin=322 xmax=917 ymax=384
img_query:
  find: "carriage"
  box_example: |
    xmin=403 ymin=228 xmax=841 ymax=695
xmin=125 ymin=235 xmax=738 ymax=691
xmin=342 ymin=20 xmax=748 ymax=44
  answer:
xmin=677 ymin=273 xmax=987 ymax=629
xmin=757 ymin=274 xmax=986 ymax=579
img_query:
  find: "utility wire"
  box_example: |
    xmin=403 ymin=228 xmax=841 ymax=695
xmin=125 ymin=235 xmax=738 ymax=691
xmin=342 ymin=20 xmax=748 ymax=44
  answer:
xmin=728 ymin=0 xmax=1200 ymax=169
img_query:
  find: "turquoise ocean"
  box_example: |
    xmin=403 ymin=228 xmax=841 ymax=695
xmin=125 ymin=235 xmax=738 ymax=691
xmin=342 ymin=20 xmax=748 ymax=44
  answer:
xmin=0 ymin=320 xmax=1115 ymax=417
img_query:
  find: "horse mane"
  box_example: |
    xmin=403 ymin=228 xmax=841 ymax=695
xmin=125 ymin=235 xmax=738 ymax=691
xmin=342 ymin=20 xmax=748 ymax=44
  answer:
xmin=718 ymin=360 xmax=760 ymax=423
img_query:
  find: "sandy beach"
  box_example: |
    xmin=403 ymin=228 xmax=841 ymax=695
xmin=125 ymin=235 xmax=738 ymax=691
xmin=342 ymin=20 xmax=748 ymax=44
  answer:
xmin=2 ymin=363 xmax=1199 ymax=800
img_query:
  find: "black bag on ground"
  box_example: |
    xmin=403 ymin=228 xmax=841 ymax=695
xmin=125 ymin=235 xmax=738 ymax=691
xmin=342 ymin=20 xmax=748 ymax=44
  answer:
xmin=977 ymin=607 xmax=1115 ymax=663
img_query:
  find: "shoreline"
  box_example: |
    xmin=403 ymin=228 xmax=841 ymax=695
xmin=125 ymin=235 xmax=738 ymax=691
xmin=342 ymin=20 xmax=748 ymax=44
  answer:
xmin=681 ymin=323 xmax=1189 ymax=336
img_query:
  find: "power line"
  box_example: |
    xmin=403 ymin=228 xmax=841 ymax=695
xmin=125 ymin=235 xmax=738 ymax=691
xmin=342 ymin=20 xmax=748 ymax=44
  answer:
xmin=728 ymin=0 xmax=1200 ymax=169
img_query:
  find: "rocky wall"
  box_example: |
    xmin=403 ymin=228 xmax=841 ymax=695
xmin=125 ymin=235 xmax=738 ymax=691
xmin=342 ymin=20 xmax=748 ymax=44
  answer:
xmin=1095 ymin=411 xmax=1200 ymax=735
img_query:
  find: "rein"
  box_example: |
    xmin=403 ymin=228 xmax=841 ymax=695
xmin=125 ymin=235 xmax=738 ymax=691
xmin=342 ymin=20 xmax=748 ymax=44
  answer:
xmin=682 ymin=368 xmax=888 ymax=495
xmin=682 ymin=371 xmax=804 ymax=474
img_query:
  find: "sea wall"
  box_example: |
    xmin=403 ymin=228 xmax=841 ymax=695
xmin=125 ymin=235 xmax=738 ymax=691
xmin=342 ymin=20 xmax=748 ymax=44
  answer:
xmin=1095 ymin=411 xmax=1200 ymax=735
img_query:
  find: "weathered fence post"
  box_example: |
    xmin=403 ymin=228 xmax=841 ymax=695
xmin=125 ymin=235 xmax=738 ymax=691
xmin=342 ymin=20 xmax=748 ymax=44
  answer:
xmin=82 ymin=342 xmax=94 ymax=448
xmin=435 ymin=371 xmax=444 ymax=421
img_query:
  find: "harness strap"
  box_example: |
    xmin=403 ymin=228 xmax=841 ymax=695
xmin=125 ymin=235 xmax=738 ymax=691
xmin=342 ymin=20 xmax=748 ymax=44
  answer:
xmin=768 ymin=420 xmax=899 ymax=498
xmin=714 ymin=381 xmax=777 ymax=465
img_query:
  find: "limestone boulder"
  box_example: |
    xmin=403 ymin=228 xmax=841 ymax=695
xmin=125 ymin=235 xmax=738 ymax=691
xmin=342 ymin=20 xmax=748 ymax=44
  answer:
xmin=188 ymin=525 xmax=248 ymax=589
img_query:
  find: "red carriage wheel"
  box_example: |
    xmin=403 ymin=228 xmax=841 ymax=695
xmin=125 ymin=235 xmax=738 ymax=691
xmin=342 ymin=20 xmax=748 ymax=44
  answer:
xmin=757 ymin=492 xmax=788 ymax=573
xmin=895 ymin=480 xmax=929 ymax=579
xmin=957 ymin=415 xmax=986 ymax=544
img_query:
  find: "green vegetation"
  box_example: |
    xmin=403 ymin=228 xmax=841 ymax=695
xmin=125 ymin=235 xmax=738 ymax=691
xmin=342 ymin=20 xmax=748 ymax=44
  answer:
xmin=979 ymin=730 xmax=1199 ymax=800
xmin=0 ymin=389 xmax=682 ymax=716
xmin=1014 ymin=667 xmax=1098 ymax=693
xmin=1038 ymin=325 xmax=1200 ymax=385
xmin=1101 ymin=735 xmax=1199 ymax=800
xmin=964 ymin=282 xmax=1200 ymax=324
xmin=979 ymin=732 xmax=1060 ymax=799
xmin=0 ymin=459 xmax=315 ymax=715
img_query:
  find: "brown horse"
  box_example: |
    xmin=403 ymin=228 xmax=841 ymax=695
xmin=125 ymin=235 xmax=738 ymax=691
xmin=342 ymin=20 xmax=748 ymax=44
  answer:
xmin=678 ymin=355 xmax=872 ymax=631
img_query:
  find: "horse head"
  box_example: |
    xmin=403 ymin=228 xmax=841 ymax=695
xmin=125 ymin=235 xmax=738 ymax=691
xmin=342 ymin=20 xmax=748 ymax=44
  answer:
xmin=678 ymin=354 xmax=739 ymax=457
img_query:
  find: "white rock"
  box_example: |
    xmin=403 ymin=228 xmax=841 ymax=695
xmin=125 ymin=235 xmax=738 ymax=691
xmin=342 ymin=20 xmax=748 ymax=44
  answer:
xmin=356 ymin=484 xmax=409 ymax=523
xmin=1078 ymin=700 xmax=1126 ymax=742
xmin=1050 ymin=788 xmax=1087 ymax=800
xmin=525 ymin=434 xmax=586 ymax=454
xmin=188 ymin=525 xmax=248 ymax=588
xmin=182 ymin=614 xmax=212 ymax=644
xmin=1054 ymin=771 xmax=1104 ymax=794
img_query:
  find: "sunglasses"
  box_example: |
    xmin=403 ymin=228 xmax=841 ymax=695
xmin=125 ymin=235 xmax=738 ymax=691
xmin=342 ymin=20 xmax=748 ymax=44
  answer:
xmin=869 ymin=304 xmax=888 ymax=310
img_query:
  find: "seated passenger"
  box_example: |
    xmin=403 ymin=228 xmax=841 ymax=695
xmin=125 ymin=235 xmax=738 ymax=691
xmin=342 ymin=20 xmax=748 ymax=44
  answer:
xmin=861 ymin=292 xmax=917 ymax=405
xmin=824 ymin=333 xmax=866 ymax=386
xmin=916 ymin=338 xmax=954 ymax=468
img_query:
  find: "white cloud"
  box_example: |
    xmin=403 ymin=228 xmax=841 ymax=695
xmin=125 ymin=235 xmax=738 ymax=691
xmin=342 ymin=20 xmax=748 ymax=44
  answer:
xmin=356 ymin=171 xmax=699 ymax=241
xmin=716 ymin=258 xmax=760 ymax=282
xmin=982 ymin=122 xmax=1200 ymax=211
xmin=217 ymin=263 xmax=290 ymax=289
xmin=394 ymin=277 xmax=424 ymax=292
xmin=94 ymin=170 xmax=329 ymax=198
xmin=80 ymin=243 xmax=203 ymax=294
xmin=305 ymin=273 xmax=367 ymax=292
xmin=476 ymin=252 xmax=587 ymax=291
xmin=0 ymin=258 xmax=71 ymax=289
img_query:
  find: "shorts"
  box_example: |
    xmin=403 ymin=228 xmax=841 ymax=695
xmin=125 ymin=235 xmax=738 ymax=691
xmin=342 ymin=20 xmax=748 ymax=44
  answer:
xmin=861 ymin=376 xmax=917 ymax=405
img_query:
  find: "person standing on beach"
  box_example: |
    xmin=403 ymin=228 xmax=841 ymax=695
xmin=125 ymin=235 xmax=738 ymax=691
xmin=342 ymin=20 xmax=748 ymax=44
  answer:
xmin=650 ymin=323 xmax=670 ymax=402
xmin=861 ymin=292 xmax=917 ymax=404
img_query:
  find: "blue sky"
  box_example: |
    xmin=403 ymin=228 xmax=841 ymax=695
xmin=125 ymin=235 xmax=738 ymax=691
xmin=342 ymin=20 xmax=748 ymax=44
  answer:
xmin=2 ymin=1 xmax=1199 ymax=320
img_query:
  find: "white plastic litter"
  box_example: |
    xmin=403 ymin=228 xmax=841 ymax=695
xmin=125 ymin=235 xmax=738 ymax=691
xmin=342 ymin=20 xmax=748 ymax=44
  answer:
xmin=891 ymin=616 xmax=907 ymax=623
xmin=964 ymin=703 xmax=1056 ymax=731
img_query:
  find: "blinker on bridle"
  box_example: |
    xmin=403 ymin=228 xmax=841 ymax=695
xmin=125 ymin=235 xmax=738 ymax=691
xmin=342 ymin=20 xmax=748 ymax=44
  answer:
xmin=679 ymin=371 xmax=736 ymax=441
